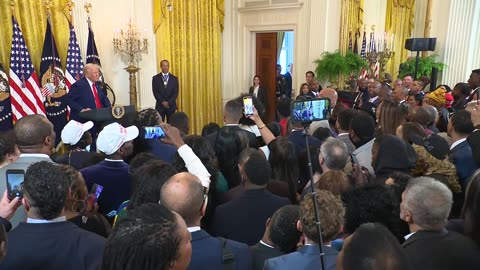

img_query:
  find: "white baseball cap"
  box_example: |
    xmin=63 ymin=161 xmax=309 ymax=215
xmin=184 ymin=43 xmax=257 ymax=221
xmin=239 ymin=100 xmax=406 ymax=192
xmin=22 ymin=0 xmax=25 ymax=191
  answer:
xmin=61 ymin=120 xmax=94 ymax=145
xmin=96 ymin=122 xmax=139 ymax=155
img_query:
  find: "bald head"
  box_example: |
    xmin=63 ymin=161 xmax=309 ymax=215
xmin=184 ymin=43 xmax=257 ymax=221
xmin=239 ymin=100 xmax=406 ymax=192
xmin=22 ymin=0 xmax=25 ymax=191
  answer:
xmin=15 ymin=115 xmax=54 ymax=154
xmin=319 ymin=88 xmax=338 ymax=107
xmin=160 ymin=172 xmax=205 ymax=226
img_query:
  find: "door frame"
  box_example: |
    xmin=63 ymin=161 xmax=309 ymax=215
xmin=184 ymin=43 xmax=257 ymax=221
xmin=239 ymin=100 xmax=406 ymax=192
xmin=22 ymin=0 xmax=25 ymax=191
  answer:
xmin=246 ymin=24 xmax=297 ymax=99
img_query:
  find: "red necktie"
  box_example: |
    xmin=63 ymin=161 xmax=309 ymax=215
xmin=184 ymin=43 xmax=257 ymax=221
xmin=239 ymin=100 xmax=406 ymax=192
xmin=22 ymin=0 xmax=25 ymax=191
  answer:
xmin=92 ymin=83 xmax=102 ymax=109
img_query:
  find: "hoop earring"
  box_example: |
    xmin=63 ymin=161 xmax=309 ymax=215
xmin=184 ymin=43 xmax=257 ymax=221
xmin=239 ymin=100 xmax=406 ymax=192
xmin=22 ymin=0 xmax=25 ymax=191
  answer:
xmin=72 ymin=200 xmax=85 ymax=215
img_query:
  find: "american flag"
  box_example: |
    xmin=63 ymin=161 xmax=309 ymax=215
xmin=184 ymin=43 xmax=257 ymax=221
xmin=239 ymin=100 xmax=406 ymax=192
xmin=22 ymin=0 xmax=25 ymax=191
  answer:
xmin=8 ymin=16 xmax=45 ymax=121
xmin=368 ymin=31 xmax=379 ymax=79
xmin=65 ymin=22 xmax=84 ymax=89
xmin=359 ymin=30 xmax=368 ymax=79
xmin=86 ymin=23 xmax=101 ymax=66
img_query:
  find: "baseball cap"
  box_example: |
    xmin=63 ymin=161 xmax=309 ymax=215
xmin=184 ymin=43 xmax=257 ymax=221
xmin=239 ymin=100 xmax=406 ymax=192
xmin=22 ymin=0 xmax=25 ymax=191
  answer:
xmin=411 ymin=133 xmax=450 ymax=160
xmin=61 ymin=120 xmax=94 ymax=145
xmin=96 ymin=122 xmax=139 ymax=155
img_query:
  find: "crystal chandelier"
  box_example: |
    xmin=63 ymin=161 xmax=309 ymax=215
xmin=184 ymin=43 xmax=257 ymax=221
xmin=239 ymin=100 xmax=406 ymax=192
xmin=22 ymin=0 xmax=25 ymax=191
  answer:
xmin=113 ymin=19 xmax=148 ymax=66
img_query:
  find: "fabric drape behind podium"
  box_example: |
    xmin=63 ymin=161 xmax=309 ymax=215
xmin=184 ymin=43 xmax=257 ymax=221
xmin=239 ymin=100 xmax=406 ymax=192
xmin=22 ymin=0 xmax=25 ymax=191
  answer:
xmin=0 ymin=0 xmax=70 ymax=75
xmin=153 ymin=0 xmax=224 ymax=134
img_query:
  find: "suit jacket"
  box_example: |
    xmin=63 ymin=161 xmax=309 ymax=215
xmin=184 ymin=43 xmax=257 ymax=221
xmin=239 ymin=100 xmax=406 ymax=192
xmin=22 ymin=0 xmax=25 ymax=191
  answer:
xmin=288 ymin=130 xmax=322 ymax=158
xmin=189 ymin=229 xmax=252 ymax=270
xmin=212 ymin=188 xmax=290 ymax=246
xmin=250 ymin=242 xmax=284 ymax=270
xmin=80 ymin=160 xmax=132 ymax=217
xmin=337 ymin=133 xmax=356 ymax=154
xmin=402 ymin=229 xmax=480 ymax=270
xmin=449 ymin=140 xmax=479 ymax=190
xmin=263 ymin=245 xmax=338 ymax=270
xmin=152 ymin=72 xmax=179 ymax=113
xmin=283 ymin=72 xmax=293 ymax=98
xmin=249 ymin=86 xmax=267 ymax=110
xmin=66 ymin=77 xmax=111 ymax=122
xmin=0 ymin=154 xmax=54 ymax=228
xmin=207 ymin=125 xmax=259 ymax=149
xmin=467 ymin=130 xmax=480 ymax=166
xmin=0 ymin=221 xmax=105 ymax=270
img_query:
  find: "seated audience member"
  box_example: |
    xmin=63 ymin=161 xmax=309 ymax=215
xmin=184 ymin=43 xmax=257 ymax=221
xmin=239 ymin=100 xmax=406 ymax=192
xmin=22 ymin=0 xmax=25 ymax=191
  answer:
xmin=132 ymin=108 xmax=177 ymax=163
xmin=349 ymin=111 xmax=376 ymax=175
xmin=377 ymin=83 xmax=393 ymax=105
xmin=160 ymin=172 xmax=251 ymax=270
xmin=169 ymin=111 xmax=190 ymax=137
xmin=130 ymin=160 xmax=177 ymax=210
xmin=1 ymin=162 xmax=105 ymax=270
xmin=0 ymin=131 xmax=19 ymax=168
xmin=376 ymin=99 xmax=407 ymax=136
xmin=250 ymin=205 xmax=301 ymax=270
xmin=337 ymin=223 xmax=411 ymax=270
xmin=303 ymin=138 xmax=349 ymax=193
xmin=422 ymin=104 xmax=442 ymax=133
xmin=288 ymin=116 xmax=322 ymax=159
xmin=102 ymin=203 xmax=191 ymax=270
xmin=414 ymin=134 xmax=459 ymax=190
xmin=0 ymin=114 xmax=56 ymax=227
xmin=201 ymin=122 xmax=220 ymax=138
xmin=466 ymin=102 xmax=480 ymax=165
xmin=81 ymin=122 xmax=139 ymax=218
xmin=393 ymin=85 xmax=408 ymax=105
xmin=425 ymin=87 xmax=450 ymax=132
xmin=406 ymin=92 xmax=423 ymax=108
xmin=448 ymin=110 xmax=479 ymax=190
xmin=208 ymin=99 xmax=258 ymax=148
xmin=366 ymin=80 xmax=381 ymax=106
xmin=412 ymin=105 xmax=439 ymax=134
xmin=452 ymin=82 xmax=471 ymax=111
xmin=263 ymin=191 xmax=343 ymax=270
xmin=54 ymin=120 xmax=96 ymax=170
xmin=401 ymin=177 xmax=480 ymax=269
xmin=212 ymin=151 xmax=290 ymax=245
xmin=371 ymin=135 xmax=416 ymax=184
xmin=343 ymin=184 xmax=408 ymax=243
xmin=335 ymin=109 xmax=356 ymax=154
xmin=313 ymin=170 xmax=350 ymax=197
xmin=62 ymin=165 xmax=111 ymax=238
xmin=312 ymin=127 xmax=334 ymax=142
xmin=409 ymin=80 xmax=425 ymax=95
xmin=128 ymin=152 xmax=158 ymax=175
xmin=267 ymin=137 xmax=299 ymax=204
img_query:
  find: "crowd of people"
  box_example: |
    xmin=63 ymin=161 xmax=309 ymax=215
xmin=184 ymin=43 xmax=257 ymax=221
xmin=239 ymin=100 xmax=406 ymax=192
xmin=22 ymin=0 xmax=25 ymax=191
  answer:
xmin=0 ymin=68 xmax=479 ymax=270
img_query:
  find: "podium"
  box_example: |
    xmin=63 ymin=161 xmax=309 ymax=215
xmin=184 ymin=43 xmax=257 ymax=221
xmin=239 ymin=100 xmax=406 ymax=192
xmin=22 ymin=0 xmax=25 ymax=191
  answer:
xmin=78 ymin=105 xmax=136 ymax=127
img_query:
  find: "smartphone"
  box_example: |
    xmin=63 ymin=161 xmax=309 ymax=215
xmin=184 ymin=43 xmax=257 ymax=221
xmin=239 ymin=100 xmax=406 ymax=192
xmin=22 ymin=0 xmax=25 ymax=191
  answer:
xmin=86 ymin=183 xmax=103 ymax=210
xmin=243 ymin=96 xmax=254 ymax=117
xmin=142 ymin=126 xmax=166 ymax=139
xmin=6 ymin=169 xmax=25 ymax=201
xmin=291 ymin=98 xmax=331 ymax=124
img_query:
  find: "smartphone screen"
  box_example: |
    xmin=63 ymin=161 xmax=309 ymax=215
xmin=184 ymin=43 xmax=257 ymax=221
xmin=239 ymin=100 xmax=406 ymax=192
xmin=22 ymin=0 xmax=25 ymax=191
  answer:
xmin=86 ymin=183 xmax=103 ymax=211
xmin=6 ymin=169 xmax=25 ymax=200
xmin=291 ymin=98 xmax=331 ymax=123
xmin=243 ymin=96 xmax=254 ymax=117
xmin=143 ymin=126 xmax=166 ymax=139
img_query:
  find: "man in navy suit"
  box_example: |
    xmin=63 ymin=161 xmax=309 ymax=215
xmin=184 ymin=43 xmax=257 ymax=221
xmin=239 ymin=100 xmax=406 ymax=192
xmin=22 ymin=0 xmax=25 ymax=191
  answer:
xmin=212 ymin=151 xmax=290 ymax=245
xmin=152 ymin=60 xmax=179 ymax=122
xmin=263 ymin=190 xmax=344 ymax=270
xmin=66 ymin=63 xmax=111 ymax=122
xmin=160 ymin=172 xmax=252 ymax=270
xmin=448 ymin=110 xmax=479 ymax=190
xmin=283 ymin=64 xmax=293 ymax=98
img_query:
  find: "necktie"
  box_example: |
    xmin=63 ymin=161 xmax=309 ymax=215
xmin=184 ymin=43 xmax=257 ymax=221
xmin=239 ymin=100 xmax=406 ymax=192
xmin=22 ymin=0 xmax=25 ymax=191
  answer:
xmin=92 ymin=83 xmax=101 ymax=109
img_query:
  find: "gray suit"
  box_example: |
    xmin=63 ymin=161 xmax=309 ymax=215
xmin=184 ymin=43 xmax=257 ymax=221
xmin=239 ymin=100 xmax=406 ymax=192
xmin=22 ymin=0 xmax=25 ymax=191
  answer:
xmin=337 ymin=133 xmax=356 ymax=154
xmin=0 ymin=154 xmax=54 ymax=228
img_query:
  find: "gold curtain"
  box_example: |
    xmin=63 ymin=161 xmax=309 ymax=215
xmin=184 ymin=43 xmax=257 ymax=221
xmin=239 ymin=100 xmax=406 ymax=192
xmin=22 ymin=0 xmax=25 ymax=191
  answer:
xmin=0 ymin=0 xmax=70 ymax=73
xmin=385 ymin=0 xmax=415 ymax=77
xmin=339 ymin=0 xmax=364 ymax=55
xmin=277 ymin=32 xmax=285 ymax=60
xmin=153 ymin=0 xmax=224 ymax=135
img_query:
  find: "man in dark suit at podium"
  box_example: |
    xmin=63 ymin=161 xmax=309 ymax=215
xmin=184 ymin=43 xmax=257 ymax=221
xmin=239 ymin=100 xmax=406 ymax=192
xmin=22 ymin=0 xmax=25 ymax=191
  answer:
xmin=152 ymin=60 xmax=179 ymax=122
xmin=66 ymin=64 xmax=111 ymax=151
xmin=66 ymin=63 xmax=111 ymax=122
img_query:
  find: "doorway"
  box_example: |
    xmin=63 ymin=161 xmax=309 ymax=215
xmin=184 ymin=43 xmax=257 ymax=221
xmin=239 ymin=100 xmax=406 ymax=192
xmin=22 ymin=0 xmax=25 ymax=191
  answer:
xmin=255 ymin=31 xmax=294 ymax=122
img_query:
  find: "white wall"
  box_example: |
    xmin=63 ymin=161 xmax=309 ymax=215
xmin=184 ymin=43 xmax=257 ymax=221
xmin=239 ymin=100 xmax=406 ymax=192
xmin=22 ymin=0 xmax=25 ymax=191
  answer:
xmin=72 ymin=0 xmax=157 ymax=110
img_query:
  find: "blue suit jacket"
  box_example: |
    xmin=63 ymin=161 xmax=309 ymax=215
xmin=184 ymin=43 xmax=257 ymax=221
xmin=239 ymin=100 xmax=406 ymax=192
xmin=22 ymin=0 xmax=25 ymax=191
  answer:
xmin=263 ymin=245 xmax=338 ymax=270
xmin=449 ymin=140 xmax=479 ymax=190
xmin=188 ymin=229 xmax=252 ymax=270
xmin=66 ymin=77 xmax=111 ymax=121
xmin=212 ymin=189 xmax=290 ymax=246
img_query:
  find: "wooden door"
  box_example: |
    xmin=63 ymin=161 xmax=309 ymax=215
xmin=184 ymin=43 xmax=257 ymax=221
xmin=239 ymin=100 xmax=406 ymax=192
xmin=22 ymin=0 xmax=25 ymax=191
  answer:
xmin=255 ymin=33 xmax=277 ymax=122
